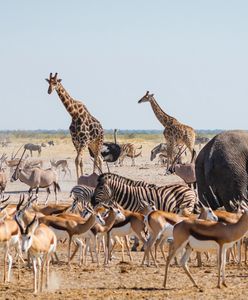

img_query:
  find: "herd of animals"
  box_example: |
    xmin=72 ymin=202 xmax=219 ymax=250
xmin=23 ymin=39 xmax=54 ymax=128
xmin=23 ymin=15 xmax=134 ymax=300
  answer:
xmin=0 ymin=72 xmax=248 ymax=294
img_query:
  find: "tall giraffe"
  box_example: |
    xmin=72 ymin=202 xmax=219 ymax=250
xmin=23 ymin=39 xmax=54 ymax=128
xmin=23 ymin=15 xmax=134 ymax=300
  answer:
xmin=138 ymin=91 xmax=196 ymax=169
xmin=46 ymin=73 xmax=103 ymax=178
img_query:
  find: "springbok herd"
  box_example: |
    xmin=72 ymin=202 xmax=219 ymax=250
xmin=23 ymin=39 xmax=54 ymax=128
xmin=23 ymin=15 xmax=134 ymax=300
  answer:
xmin=0 ymin=165 xmax=248 ymax=294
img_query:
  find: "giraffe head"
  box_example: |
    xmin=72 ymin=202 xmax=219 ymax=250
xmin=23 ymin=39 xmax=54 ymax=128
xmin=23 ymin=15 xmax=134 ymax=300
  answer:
xmin=138 ymin=91 xmax=154 ymax=103
xmin=45 ymin=73 xmax=62 ymax=94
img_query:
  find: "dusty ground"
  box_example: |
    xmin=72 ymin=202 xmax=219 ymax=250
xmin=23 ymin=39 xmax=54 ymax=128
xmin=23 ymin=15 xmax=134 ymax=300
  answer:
xmin=1 ymin=138 xmax=248 ymax=299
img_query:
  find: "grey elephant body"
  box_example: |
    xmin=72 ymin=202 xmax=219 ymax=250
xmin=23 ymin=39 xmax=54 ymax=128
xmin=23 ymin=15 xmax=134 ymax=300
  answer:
xmin=195 ymin=130 xmax=248 ymax=211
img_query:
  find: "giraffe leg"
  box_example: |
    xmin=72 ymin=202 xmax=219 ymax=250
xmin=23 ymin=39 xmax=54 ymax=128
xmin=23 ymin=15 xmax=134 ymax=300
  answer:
xmin=165 ymin=141 xmax=174 ymax=174
xmin=75 ymin=149 xmax=84 ymax=178
xmin=89 ymin=140 xmax=103 ymax=173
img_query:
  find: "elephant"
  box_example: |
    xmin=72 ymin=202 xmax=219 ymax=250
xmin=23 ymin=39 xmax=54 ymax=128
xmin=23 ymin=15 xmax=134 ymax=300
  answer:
xmin=195 ymin=130 xmax=248 ymax=211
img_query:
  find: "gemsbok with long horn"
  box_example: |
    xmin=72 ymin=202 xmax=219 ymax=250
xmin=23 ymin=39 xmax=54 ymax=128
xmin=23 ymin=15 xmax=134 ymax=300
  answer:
xmin=11 ymin=150 xmax=61 ymax=204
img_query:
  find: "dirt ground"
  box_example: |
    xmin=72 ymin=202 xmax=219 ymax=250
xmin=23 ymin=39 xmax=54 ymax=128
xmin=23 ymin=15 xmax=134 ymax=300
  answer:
xmin=1 ymin=139 xmax=248 ymax=299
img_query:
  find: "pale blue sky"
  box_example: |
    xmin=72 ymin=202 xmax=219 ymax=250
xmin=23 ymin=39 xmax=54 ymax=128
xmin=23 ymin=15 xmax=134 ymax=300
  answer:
xmin=0 ymin=1 xmax=248 ymax=130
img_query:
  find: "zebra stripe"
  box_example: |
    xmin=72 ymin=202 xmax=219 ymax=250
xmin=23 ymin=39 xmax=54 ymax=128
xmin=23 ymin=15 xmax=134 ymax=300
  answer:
xmin=70 ymin=185 xmax=94 ymax=205
xmin=93 ymin=173 xmax=197 ymax=213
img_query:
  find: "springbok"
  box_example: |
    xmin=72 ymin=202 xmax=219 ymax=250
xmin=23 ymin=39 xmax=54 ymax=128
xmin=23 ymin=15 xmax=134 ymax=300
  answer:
xmin=39 ymin=204 xmax=105 ymax=265
xmin=163 ymin=208 xmax=248 ymax=289
xmin=142 ymin=206 xmax=218 ymax=266
xmin=50 ymin=159 xmax=71 ymax=178
xmin=11 ymin=162 xmax=60 ymax=204
xmin=15 ymin=215 xmax=57 ymax=293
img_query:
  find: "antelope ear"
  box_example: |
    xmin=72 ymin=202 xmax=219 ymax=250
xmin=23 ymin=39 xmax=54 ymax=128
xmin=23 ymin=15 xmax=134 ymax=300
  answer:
xmin=150 ymin=93 xmax=154 ymax=97
xmin=45 ymin=78 xmax=50 ymax=82
xmin=57 ymin=79 xmax=62 ymax=83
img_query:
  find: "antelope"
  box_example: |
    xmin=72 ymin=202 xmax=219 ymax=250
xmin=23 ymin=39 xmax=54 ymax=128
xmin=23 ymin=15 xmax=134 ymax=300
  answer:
xmin=32 ymin=203 xmax=71 ymax=216
xmin=50 ymin=159 xmax=71 ymax=178
xmin=69 ymin=204 xmax=126 ymax=266
xmin=15 ymin=215 xmax=57 ymax=293
xmin=163 ymin=208 xmax=248 ymax=289
xmin=39 ymin=205 xmax=105 ymax=265
xmin=106 ymin=206 xmax=147 ymax=264
xmin=0 ymin=153 xmax=7 ymax=198
xmin=142 ymin=206 xmax=218 ymax=267
xmin=0 ymin=214 xmax=13 ymax=283
xmin=24 ymin=158 xmax=44 ymax=169
xmin=11 ymin=161 xmax=60 ymax=204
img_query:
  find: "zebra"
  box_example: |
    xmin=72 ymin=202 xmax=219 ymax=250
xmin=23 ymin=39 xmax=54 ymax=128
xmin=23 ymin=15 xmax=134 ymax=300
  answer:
xmin=92 ymin=173 xmax=197 ymax=213
xmin=118 ymin=143 xmax=142 ymax=166
xmin=92 ymin=173 xmax=197 ymax=251
xmin=70 ymin=184 xmax=94 ymax=207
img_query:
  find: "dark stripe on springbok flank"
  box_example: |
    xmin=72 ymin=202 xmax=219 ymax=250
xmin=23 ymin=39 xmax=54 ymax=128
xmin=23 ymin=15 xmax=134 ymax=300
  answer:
xmin=48 ymin=222 xmax=67 ymax=232
xmin=189 ymin=229 xmax=218 ymax=242
xmin=111 ymin=216 xmax=132 ymax=228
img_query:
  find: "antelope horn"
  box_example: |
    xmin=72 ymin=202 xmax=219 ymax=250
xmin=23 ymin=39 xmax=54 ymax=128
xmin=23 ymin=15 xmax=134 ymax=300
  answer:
xmin=0 ymin=195 xmax=10 ymax=204
xmin=16 ymin=194 xmax=25 ymax=211
xmin=54 ymin=73 xmax=58 ymax=79
xmin=0 ymin=203 xmax=9 ymax=212
xmin=208 ymin=186 xmax=221 ymax=207
xmin=12 ymin=148 xmax=27 ymax=179
xmin=50 ymin=72 xmax=52 ymax=79
xmin=14 ymin=215 xmax=24 ymax=235
xmin=12 ymin=144 xmax=25 ymax=159
xmin=25 ymin=215 xmax=37 ymax=234
xmin=145 ymin=91 xmax=149 ymax=96
xmin=202 ymin=194 xmax=211 ymax=208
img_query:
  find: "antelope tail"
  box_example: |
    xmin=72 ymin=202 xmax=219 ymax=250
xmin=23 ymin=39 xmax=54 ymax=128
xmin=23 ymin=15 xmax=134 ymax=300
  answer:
xmin=54 ymin=182 xmax=61 ymax=192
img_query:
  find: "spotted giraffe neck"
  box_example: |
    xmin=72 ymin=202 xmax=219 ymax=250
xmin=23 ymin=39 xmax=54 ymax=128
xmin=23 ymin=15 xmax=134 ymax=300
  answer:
xmin=55 ymin=82 xmax=77 ymax=118
xmin=150 ymin=97 xmax=177 ymax=127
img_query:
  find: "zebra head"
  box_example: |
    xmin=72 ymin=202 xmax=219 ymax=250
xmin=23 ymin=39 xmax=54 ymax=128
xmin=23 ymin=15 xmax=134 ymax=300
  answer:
xmin=91 ymin=174 xmax=113 ymax=207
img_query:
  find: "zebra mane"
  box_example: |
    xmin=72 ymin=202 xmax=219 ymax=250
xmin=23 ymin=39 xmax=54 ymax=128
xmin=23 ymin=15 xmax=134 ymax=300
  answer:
xmin=98 ymin=172 xmax=157 ymax=188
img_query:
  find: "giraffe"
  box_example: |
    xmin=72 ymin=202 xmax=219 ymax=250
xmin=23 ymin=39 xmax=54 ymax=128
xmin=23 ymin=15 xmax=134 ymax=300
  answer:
xmin=46 ymin=73 xmax=103 ymax=178
xmin=138 ymin=91 xmax=196 ymax=171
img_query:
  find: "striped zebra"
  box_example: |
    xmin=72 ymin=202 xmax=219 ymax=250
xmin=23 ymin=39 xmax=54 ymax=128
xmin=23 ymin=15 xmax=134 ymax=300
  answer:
xmin=118 ymin=143 xmax=142 ymax=166
xmin=70 ymin=185 xmax=94 ymax=206
xmin=92 ymin=173 xmax=197 ymax=213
